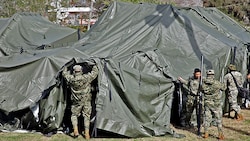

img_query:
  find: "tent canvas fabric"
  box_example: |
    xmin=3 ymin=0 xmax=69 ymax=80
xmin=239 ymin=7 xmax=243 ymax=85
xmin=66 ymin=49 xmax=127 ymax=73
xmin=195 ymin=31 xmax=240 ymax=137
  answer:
xmin=0 ymin=12 xmax=84 ymax=57
xmin=0 ymin=1 xmax=250 ymax=138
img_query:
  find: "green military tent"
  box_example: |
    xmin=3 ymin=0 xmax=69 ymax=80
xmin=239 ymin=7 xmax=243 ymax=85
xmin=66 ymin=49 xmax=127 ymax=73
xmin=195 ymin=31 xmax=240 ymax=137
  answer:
xmin=0 ymin=1 xmax=249 ymax=138
xmin=0 ymin=12 xmax=83 ymax=57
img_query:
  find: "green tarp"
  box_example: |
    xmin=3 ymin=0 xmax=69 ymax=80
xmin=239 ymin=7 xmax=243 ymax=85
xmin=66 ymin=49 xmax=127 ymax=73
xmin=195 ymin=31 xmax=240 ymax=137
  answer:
xmin=0 ymin=1 xmax=249 ymax=138
xmin=0 ymin=12 xmax=83 ymax=56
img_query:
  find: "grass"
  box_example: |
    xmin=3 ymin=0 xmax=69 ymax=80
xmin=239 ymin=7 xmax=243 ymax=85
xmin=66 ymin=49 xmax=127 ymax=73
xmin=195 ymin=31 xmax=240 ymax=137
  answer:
xmin=1 ymin=109 xmax=250 ymax=141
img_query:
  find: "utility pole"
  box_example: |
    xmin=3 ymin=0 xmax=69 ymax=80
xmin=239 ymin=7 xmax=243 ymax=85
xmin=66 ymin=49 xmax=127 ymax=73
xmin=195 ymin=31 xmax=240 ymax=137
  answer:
xmin=87 ymin=0 xmax=94 ymax=31
xmin=44 ymin=0 xmax=49 ymax=19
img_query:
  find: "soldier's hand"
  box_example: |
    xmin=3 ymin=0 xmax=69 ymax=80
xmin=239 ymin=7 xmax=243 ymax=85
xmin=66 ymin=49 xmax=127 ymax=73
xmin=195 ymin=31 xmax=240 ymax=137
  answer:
xmin=178 ymin=77 xmax=184 ymax=83
xmin=63 ymin=66 xmax=68 ymax=71
xmin=85 ymin=59 xmax=96 ymax=65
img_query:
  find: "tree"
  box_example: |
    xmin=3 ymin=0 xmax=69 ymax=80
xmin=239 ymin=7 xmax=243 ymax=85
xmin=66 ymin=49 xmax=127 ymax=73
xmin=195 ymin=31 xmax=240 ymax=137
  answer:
xmin=0 ymin=0 xmax=248 ymax=27
xmin=0 ymin=0 xmax=47 ymax=17
xmin=203 ymin=0 xmax=250 ymax=26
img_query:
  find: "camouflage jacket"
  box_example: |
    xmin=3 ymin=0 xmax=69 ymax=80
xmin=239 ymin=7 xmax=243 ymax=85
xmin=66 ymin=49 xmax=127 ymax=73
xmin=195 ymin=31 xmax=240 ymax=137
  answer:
xmin=181 ymin=76 xmax=200 ymax=96
xmin=62 ymin=65 xmax=98 ymax=98
xmin=224 ymin=71 xmax=243 ymax=91
xmin=202 ymin=77 xmax=225 ymax=102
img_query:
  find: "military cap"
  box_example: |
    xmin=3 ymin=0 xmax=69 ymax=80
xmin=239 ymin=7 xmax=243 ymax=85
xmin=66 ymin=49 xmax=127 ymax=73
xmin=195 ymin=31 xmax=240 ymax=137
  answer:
xmin=228 ymin=64 xmax=236 ymax=71
xmin=206 ymin=69 xmax=214 ymax=75
xmin=73 ymin=65 xmax=82 ymax=72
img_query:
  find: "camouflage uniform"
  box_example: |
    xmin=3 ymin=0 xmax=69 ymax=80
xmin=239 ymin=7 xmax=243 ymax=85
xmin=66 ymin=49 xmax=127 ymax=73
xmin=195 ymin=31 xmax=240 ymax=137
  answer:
xmin=224 ymin=70 xmax=243 ymax=114
xmin=62 ymin=64 xmax=98 ymax=133
xmin=243 ymin=76 xmax=250 ymax=108
xmin=180 ymin=76 xmax=201 ymax=127
xmin=202 ymin=70 xmax=225 ymax=139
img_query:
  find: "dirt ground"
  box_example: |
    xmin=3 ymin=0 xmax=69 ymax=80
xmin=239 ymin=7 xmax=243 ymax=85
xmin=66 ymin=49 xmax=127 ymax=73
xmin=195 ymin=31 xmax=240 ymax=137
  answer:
xmin=0 ymin=109 xmax=250 ymax=141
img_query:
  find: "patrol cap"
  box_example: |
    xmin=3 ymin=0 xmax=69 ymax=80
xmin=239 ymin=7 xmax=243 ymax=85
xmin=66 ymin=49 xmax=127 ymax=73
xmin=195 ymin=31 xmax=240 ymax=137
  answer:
xmin=73 ymin=65 xmax=82 ymax=72
xmin=206 ymin=69 xmax=214 ymax=75
xmin=228 ymin=64 xmax=236 ymax=71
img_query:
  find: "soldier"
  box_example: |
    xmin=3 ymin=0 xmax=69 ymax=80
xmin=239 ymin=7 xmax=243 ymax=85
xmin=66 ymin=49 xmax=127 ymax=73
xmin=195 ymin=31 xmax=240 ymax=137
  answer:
xmin=202 ymin=69 xmax=225 ymax=140
xmin=242 ymin=73 xmax=250 ymax=108
xmin=178 ymin=68 xmax=201 ymax=127
xmin=224 ymin=64 xmax=243 ymax=121
xmin=62 ymin=62 xmax=98 ymax=139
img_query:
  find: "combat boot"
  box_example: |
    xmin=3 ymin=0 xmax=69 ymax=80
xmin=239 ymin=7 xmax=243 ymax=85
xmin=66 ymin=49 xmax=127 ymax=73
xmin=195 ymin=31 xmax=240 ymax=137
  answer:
xmin=239 ymin=113 xmax=243 ymax=121
xmin=218 ymin=132 xmax=225 ymax=140
xmin=73 ymin=126 xmax=79 ymax=138
xmin=203 ymin=132 xmax=209 ymax=138
xmin=85 ymin=129 xmax=90 ymax=140
xmin=236 ymin=113 xmax=244 ymax=121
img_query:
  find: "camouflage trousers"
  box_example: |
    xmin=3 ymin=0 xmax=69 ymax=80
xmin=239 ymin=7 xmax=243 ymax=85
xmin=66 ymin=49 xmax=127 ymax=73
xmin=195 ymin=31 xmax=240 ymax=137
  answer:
xmin=181 ymin=95 xmax=203 ymax=127
xmin=71 ymin=93 xmax=92 ymax=129
xmin=228 ymin=89 xmax=241 ymax=113
xmin=204 ymin=101 xmax=223 ymax=133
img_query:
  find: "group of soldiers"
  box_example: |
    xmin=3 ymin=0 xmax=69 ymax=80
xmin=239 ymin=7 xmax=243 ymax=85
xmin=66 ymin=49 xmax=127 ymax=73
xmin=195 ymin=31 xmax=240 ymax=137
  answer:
xmin=178 ymin=64 xmax=247 ymax=140
xmin=60 ymin=58 xmax=248 ymax=140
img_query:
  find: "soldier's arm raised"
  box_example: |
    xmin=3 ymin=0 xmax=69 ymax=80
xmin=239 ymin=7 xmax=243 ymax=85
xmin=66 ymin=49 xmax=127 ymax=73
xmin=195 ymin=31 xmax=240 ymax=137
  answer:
xmin=62 ymin=67 xmax=74 ymax=82
xmin=85 ymin=65 xmax=99 ymax=82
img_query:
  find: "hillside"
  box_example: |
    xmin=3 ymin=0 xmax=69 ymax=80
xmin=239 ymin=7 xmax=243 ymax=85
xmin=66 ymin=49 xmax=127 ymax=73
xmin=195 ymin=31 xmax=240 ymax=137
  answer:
xmin=0 ymin=0 xmax=249 ymax=28
xmin=203 ymin=0 xmax=250 ymax=27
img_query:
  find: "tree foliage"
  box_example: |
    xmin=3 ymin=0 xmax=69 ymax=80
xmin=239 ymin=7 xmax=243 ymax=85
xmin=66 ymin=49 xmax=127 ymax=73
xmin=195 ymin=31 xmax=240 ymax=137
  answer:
xmin=0 ymin=0 xmax=249 ymax=26
xmin=0 ymin=0 xmax=47 ymax=18
xmin=203 ymin=0 xmax=250 ymax=25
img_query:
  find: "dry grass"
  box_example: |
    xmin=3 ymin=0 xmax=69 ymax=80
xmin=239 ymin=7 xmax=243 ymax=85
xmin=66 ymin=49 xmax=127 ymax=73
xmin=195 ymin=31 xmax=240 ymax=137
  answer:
xmin=1 ymin=109 xmax=250 ymax=141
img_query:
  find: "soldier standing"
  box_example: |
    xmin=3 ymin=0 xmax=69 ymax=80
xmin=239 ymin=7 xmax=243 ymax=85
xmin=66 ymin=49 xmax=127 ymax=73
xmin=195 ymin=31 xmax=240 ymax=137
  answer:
xmin=224 ymin=64 xmax=243 ymax=121
xmin=178 ymin=68 xmax=201 ymax=127
xmin=62 ymin=62 xmax=98 ymax=139
xmin=242 ymin=73 xmax=250 ymax=108
xmin=202 ymin=69 xmax=225 ymax=140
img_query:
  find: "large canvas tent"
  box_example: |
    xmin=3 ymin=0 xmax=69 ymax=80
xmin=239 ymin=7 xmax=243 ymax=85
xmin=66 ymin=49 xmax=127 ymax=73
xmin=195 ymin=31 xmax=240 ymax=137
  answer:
xmin=0 ymin=12 xmax=83 ymax=57
xmin=0 ymin=1 xmax=249 ymax=138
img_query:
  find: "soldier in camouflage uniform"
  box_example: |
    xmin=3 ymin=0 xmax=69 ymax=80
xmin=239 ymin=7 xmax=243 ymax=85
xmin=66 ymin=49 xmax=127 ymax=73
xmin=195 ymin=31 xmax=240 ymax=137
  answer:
xmin=224 ymin=64 xmax=243 ymax=121
xmin=243 ymin=73 xmax=250 ymax=108
xmin=62 ymin=62 xmax=98 ymax=139
xmin=202 ymin=69 xmax=225 ymax=140
xmin=178 ymin=68 xmax=202 ymax=127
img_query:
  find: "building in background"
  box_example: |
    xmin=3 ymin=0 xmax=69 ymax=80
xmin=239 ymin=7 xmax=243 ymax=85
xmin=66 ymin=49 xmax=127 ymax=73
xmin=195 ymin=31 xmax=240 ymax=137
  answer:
xmin=48 ymin=0 xmax=97 ymax=29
